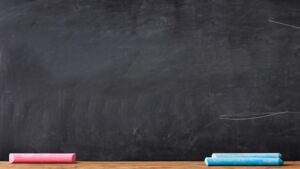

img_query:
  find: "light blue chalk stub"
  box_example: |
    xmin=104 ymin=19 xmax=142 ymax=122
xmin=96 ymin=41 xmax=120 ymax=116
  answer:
xmin=211 ymin=153 xmax=282 ymax=159
xmin=205 ymin=157 xmax=284 ymax=166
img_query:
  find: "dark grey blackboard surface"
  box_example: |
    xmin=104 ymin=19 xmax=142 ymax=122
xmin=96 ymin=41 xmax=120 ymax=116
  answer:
xmin=0 ymin=0 xmax=300 ymax=161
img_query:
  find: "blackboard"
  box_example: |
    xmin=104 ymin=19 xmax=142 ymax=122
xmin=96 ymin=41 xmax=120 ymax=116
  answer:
xmin=0 ymin=0 xmax=300 ymax=160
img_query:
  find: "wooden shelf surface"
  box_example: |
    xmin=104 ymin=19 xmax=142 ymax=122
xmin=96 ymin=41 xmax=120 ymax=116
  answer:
xmin=0 ymin=161 xmax=299 ymax=169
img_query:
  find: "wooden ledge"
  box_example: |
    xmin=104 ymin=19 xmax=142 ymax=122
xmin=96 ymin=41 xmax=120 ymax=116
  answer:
xmin=0 ymin=161 xmax=299 ymax=169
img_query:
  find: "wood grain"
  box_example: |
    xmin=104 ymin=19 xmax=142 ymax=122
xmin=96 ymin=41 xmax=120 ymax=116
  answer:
xmin=0 ymin=161 xmax=299 ymax=169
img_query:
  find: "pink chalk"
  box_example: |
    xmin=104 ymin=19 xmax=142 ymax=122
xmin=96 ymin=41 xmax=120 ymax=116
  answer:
xmin=9 ymin=153 xmax=76 ymax=163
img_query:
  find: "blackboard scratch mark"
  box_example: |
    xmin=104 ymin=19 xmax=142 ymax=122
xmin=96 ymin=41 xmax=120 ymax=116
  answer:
xmin=186 ymin=120 xmax=219 ymax=149
xmin=73 ymin=1 xmax=79 ymax=11
xmin=132 ymin=127 xmax=139 ymax=136
xmin=268 ymin=19 xmax=300 ymax=30
xmin=219 ymin=111 xmax=299 ymax=121
xmin=203 ymin=120 xmax=218 ymax=128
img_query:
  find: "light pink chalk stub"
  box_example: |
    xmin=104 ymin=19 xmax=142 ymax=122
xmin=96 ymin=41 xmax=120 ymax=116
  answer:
xmin=9 ymin=153 xmax=76 ymax=163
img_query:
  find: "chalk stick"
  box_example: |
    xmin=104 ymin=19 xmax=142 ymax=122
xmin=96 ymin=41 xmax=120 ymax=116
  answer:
xmin=205 ymin=157 xmax=283 ymax=166
xmin=9 ymin=153 xmax=76 ymax=163
xmin=212 ymin=153 xmax=282 ymax=159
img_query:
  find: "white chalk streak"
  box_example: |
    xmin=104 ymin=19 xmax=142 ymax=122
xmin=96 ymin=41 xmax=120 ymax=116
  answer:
xmin=268 ymin=19 xmax=300 ymax=30
xmin=219 ymin=111 xmax=296 ymax=121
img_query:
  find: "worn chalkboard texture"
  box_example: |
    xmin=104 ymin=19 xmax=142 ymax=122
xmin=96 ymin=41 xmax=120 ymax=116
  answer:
xmin=0 ymin=0 xmax=300 ymax=161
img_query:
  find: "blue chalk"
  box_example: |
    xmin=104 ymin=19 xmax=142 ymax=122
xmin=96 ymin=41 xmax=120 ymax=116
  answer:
xmin=211 ymin=153 xmax=282 ymax=159
xmin=205 ymin=157 xmax=283 ymax=166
